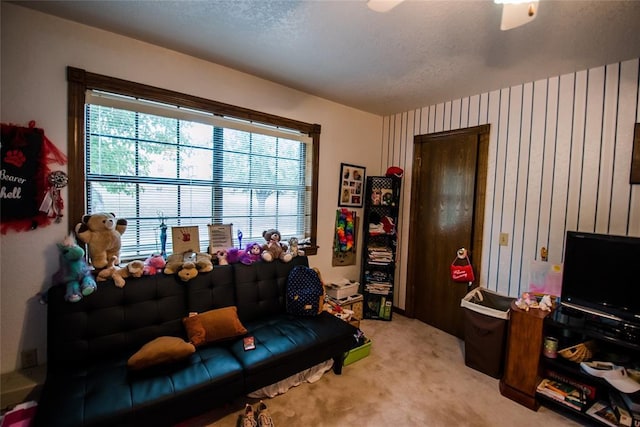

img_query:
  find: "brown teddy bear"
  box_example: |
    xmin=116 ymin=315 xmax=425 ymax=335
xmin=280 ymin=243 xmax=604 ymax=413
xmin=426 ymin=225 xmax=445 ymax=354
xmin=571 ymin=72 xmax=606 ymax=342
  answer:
xmin=75 ymin=212 xmax=127 ymax=269
xmin=261 ymin=229 xmax=292 ymax=263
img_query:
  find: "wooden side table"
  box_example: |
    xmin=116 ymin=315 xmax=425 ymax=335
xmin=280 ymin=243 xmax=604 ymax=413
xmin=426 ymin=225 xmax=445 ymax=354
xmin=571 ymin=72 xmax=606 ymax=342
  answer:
xmin=499 ymin=301 xmax=552 ymax=410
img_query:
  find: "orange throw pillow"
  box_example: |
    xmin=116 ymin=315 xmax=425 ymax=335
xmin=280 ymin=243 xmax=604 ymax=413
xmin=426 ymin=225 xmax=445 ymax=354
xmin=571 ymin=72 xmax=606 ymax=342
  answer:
xmin=183 ymin=306 xmax=247 ymax=347
xmin=127 ymin=336 xmax=195 ymax=371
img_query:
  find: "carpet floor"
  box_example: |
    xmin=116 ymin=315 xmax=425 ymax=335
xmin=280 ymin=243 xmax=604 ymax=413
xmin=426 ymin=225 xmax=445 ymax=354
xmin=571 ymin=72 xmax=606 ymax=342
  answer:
xmin=176 ymin=313 xmax=581 ymax=427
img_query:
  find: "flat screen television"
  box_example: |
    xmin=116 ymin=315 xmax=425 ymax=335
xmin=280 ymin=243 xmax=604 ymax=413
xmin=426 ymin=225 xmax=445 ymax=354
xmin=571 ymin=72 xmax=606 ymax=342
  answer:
xmin=561 ymin=231 xmax=640 ymax=326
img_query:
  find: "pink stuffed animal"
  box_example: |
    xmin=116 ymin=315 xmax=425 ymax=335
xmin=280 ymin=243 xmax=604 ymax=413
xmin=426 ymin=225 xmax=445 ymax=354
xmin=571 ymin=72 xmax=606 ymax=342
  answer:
xmin=143 ymin=254 xmax=166 ymax=275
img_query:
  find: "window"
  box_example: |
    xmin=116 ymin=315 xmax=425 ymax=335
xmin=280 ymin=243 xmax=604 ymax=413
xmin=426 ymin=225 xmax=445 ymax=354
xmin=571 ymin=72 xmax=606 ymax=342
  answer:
xmin=67 ymin=67 xmax=319 ymax=259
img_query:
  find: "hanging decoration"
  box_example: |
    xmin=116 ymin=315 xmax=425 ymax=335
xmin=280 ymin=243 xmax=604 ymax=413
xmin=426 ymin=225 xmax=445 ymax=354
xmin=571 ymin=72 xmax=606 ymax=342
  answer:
xmin=1 ymin=121 xmax=67 ymax=234
xmin=332 ymin=208 xmax=358 ymax=266
xmin=41 ymin=170 xmax=68 ymax=223
xmin=450 ymin=248 xmax=475 ymax=284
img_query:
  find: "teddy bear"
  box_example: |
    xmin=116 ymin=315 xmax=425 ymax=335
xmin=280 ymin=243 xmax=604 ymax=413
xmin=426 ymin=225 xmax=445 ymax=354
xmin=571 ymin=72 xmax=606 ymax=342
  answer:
xmin=143 ymin=254 xmax=166 ymax=275
xmin=261 ymin=229 xmax=292 ymax=263
xmin=164 ymin=251 xmax=213 ymax=281
xmin=75 ymin=212 xmax=127 ymax=269
xmin=216 ymin=249 xmax=229 ymax=266
xmin=287 ymin=237 xmax=305 ymax=258
xmin=52 ymin=233 xmax=97 ymax=302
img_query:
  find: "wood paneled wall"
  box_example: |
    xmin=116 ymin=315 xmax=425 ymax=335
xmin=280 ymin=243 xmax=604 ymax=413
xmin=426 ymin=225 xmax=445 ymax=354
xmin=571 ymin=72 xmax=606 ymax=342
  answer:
xmin=383 ymin=59 xmax=640 ymax=307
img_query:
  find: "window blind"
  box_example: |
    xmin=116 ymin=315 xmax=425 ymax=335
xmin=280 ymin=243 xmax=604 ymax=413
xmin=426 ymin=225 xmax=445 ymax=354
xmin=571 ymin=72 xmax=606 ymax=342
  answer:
xmin=85 ymin=90 xmax=312 ymax=259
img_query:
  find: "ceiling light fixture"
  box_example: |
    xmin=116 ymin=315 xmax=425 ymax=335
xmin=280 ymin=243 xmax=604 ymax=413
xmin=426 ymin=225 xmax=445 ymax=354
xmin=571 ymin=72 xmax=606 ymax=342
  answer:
xmin=495 ymin=0 xmax=539 ymax=31
xmin=366 ymin=0 xmax=403 ymax=13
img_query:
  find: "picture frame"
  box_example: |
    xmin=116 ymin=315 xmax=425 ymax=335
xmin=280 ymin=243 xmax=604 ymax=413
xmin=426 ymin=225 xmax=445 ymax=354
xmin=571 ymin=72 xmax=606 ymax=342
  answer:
xmin=208 ymin=223 xmax=233 ymax=255
xmin=171 ymin=226 xmax=201 ymax=254
xmin=631 ymin=123 xmax=640 ymax=184
xmin=338 ymin=163 xmax=366 ymax=207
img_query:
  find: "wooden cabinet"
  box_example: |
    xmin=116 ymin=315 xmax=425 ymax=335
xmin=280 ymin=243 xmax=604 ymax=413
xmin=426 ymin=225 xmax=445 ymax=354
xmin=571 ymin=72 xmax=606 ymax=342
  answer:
xmin=499 ymin=302 xmax=553 ymax=410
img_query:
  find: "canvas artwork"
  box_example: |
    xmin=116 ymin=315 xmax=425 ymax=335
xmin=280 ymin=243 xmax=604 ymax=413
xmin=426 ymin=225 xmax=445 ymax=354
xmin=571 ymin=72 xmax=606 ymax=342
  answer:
xmin=171 ymin=226 xmax=201 ymax=254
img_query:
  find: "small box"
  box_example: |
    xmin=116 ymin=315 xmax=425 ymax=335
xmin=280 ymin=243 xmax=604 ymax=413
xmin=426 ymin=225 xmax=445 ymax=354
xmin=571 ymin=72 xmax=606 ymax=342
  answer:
xmin=325 ymin=282 xmax=359 ymax=300
xmin=343 ymin=339 xmax=372 ymax=366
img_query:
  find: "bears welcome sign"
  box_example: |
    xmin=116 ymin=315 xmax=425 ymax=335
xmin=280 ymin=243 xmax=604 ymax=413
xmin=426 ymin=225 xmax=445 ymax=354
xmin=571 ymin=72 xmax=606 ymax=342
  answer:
xmin=1 ymin=121 xmax=66 ymax=233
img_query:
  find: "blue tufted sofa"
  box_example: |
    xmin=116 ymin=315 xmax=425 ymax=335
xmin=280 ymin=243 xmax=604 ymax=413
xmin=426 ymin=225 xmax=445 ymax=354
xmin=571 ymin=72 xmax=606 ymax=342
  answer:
xmin=34 ymin=256 xmax=358 ymax=427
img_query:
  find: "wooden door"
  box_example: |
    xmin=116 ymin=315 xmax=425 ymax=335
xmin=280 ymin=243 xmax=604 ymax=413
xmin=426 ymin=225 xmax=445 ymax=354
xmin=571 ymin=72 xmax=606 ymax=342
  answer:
xmin=406 ymin=125 xmax=489 ymax=338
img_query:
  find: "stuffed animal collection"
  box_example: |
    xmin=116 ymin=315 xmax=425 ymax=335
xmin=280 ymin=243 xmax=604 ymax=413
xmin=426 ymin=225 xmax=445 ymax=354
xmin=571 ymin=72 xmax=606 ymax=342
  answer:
xmin=75 ymin=212 xmax=127 ymax=269
xmin=52 ymin=233 xmax=97 ymax=302
xmin=261 ymin=229 xmax=292 ymax=263
xmin=222 ymin=243 xmax=263 ymax=265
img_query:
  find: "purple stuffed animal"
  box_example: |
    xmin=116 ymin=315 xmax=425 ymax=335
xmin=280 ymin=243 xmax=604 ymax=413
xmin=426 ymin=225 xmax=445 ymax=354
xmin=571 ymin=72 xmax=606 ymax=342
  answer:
xmin=240 ymin=242 xmax=262 ymax=265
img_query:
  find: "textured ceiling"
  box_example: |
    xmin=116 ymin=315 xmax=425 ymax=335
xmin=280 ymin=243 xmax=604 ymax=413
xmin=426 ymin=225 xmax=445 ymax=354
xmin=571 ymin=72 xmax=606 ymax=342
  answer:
xmin=12 ymin=0 xmax=640 ymax=116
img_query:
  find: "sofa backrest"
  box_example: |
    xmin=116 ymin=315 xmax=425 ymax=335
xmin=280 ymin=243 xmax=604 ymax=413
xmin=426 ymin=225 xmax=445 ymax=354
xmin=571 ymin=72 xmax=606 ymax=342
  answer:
xmin=45 ymin=256 xmax=310 ymax=367
xmin=233 ymin=256 xmax=308 ymax=323
xmin=186 ymin=263 xmax=236 ymax=313
xmin=46 ymin=273 xmax=186 ymax=367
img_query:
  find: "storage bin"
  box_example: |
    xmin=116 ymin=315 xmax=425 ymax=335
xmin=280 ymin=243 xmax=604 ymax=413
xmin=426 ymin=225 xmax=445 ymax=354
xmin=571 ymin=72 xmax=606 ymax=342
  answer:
xmin=325 ymin=282 xmax=360 ymax=300
xmin=343 ymin=339 xmax=372 ymax=366
xmin=461 ymin=287 xmax=515 ymax=378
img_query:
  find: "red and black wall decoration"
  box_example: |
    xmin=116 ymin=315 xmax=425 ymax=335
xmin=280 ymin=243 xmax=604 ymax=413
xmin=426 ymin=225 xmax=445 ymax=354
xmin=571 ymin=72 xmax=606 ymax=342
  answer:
xmin=1 ymin=121 xmax=67 ymax=233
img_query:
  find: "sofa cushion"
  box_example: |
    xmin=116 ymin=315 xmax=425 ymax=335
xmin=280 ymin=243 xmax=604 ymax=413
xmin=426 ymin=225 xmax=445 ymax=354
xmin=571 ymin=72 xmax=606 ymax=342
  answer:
xmin=127 ymin=336 xmax=196 ymax=370
xmin=232 ymin=312 xmax=358 ymax=392
xmin=182 ymin=306 xmax=247 ymax=346
xmin=37 ymin=348 xmax=245 ymax=427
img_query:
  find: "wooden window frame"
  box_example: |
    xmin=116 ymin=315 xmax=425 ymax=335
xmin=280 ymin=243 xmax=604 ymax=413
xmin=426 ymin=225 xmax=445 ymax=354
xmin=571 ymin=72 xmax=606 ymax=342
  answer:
xmin=66 ymin=66 xmax=319 ymax=254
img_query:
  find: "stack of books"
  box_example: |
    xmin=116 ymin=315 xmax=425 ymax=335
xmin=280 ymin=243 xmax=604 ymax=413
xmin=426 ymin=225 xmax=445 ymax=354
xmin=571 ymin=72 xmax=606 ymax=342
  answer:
xmin=536 ymin=378 xmax=587 ymax=411
xmin=367 ymin=245 xmax=393 ymax=264
xmin=364 ymin=282 xmax=392 ymax=295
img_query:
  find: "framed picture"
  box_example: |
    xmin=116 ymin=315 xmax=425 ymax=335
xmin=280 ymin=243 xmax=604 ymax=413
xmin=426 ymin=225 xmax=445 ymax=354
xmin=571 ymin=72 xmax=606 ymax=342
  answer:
xmin=338 ymin=163 xmax=366 ymax=207
xmin=171 ymin=226 xmax=201 ymax=254
xmin=208 ymin=223 xmax=233 ymax=254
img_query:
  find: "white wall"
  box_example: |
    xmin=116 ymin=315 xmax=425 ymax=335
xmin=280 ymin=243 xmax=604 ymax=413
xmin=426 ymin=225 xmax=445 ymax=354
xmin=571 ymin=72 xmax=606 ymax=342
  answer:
xmin=0 ymin=3 xmax=383 ymax=374
xmin=386 ymin=59 xmax=640 ymax=309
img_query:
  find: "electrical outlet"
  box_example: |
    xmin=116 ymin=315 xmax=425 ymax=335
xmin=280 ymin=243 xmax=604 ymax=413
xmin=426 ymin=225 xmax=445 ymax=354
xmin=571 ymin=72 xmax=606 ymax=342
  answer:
xmin=499 ymin=232 xmax=509 ymax=246
xmin=21 ymin=348 xmax=38 ymax=369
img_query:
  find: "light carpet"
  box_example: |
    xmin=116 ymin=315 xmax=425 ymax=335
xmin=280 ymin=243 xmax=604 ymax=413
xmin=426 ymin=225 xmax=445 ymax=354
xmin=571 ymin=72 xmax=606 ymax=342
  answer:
xmin=176 ymin=314 xmax=581 ymax=426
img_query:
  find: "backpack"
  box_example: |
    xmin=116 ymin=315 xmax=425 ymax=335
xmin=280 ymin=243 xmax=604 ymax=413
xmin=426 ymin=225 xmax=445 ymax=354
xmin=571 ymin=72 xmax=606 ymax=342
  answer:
xmin=286 ymin=266 xmax=324 ymax=316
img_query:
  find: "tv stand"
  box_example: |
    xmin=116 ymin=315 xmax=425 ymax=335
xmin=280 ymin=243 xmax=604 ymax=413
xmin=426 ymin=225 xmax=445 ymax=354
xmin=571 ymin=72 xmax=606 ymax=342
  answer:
xmin=553 ymin=304 xmax=640 ymax=351
xmin=501 ymin=302 xmax=640 ymax=425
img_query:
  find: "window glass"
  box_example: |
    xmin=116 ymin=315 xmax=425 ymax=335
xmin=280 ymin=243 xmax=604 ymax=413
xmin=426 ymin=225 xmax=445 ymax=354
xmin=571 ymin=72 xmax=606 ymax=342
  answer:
xmin=85 ymin=97 xmax=313 ymax=259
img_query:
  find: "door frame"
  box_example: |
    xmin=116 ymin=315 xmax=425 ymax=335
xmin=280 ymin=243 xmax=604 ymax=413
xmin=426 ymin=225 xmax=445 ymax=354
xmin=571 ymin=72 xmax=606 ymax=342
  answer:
xmin=405 ymin=124 xmax=490 ymax=319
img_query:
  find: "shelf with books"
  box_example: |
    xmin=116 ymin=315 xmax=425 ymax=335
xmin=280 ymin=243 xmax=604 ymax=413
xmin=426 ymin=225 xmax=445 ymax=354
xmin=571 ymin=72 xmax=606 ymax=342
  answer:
xmin=536 ymin=378 xmax=588 ymax=412
xmin=360 ymin=175 xmax=400 ymax=321
xmin=540 ymin=307 xmax=640 ymax=426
